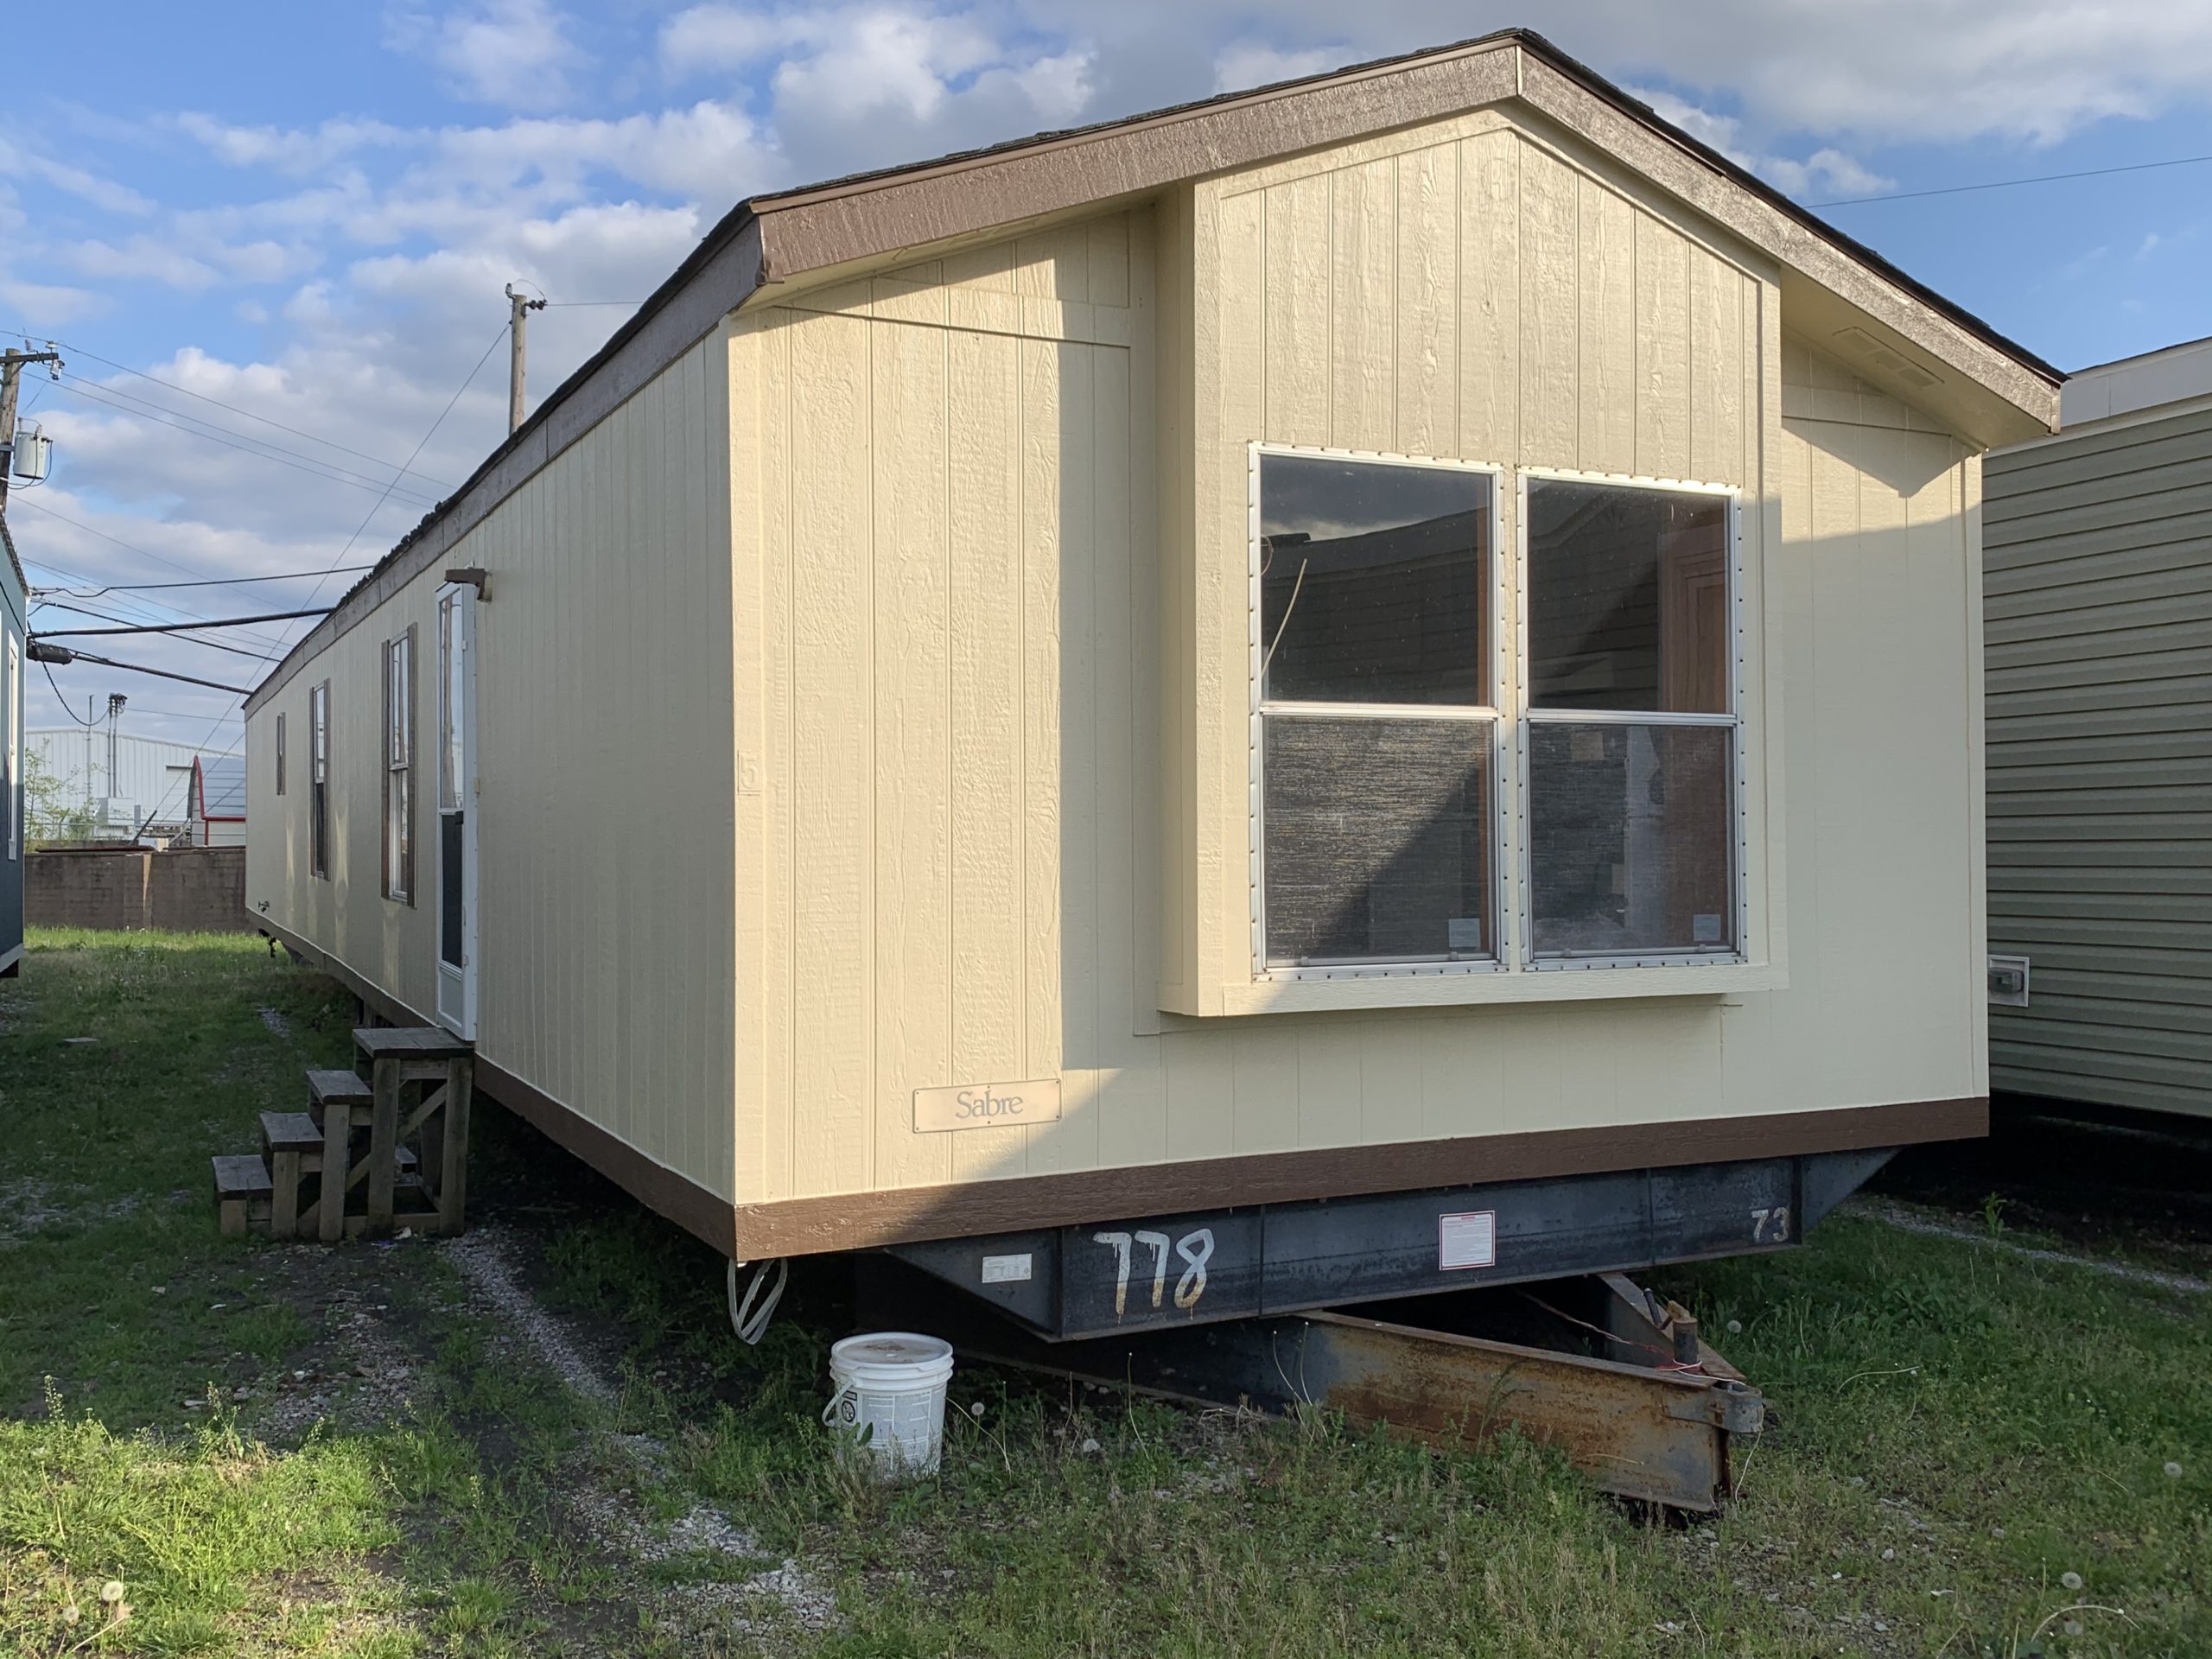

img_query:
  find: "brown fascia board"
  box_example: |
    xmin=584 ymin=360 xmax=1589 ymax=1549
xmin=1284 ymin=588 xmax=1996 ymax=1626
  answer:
xmin=249 ymin=27 xmax=2058 ymax=711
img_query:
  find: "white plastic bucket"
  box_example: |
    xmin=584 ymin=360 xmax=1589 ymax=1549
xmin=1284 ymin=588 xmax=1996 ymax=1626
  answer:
xmin=823 ymin=1332 xmax=956 ymax=1478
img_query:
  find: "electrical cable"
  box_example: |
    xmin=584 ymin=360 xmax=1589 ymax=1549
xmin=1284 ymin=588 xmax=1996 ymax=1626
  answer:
xmin=14 ymin=546 xmax=294 ymax=654
xmin=32 ymin=601 xmax=283 ymax=663
xmin=288 ymin=322 xmax=509 ymax=632
xmin=1810 ymin=151 xmax=2212 ymax=208
xmin=36 ymin=339 xmax=458 ymax=493
xmin=37 ymin=564 xmax=374 ymax=599
xmin=9 ymin=505 xmax=301 ymax=652
xmin=54 ymin=369 xmax=451 ymax=503
xmin=29 ymin=648 xmax=254 ymax=696
xmin=46 ymin=378 xmax=445 ymax=510
xmin=34 ymin=606 xmax=335 ymax=641
xmin=37 ymin=659 xmax=99 ymax=725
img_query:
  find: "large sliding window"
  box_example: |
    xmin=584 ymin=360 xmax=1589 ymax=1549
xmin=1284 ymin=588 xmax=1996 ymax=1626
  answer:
xmin=1252 ymin=447 xmax=1737 ymax=978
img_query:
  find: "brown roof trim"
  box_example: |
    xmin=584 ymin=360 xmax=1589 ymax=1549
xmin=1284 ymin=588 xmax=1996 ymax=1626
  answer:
xmin=248 ymin=26 xmax=2060 ymax=714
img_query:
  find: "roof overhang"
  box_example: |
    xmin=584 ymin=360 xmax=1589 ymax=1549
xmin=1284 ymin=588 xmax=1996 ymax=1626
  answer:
xmin=247 ymin=28 xmax=2058 ymax=715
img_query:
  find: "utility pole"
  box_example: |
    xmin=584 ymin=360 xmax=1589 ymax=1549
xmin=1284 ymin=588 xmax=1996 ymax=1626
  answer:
xmin=0 ymin=346 xmax=64 ymax=512
xmin=505 ymin=285 xmax=545 ymax=435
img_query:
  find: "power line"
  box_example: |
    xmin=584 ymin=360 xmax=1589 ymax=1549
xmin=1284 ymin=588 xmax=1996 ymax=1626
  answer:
xmin=1811 ymin=151 xmax=2212 ymax=208
xmin=40 ymin=339 xmax=459 ymax=493
xmin=32 ymin=600 xmax=284 ymax=663
xmin=47 ymin=377 xmax=446 ymax=510
xmin=36 ymin=563 xmax=375 ymax=599
xmin=53 ymin=371 xmax=451 ymax=505
xmin=289 ymin=321 xmax=508 ymax=631
xmin=27 ymin=645 xmax=254 ymax=696
xmin=542 ymin=300 xmax=645 ymax=308
xmin=34 ymin=606 xmax=336 ymax=641
xmin=10 ymin=502 xmax=304 ymax=651
xmin=37 ymin=659 xmax=100 ymax=725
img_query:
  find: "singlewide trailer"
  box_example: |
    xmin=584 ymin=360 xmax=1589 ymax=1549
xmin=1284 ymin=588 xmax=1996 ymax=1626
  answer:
xmin=244 ymin=30 xmax=2061 ymax=1408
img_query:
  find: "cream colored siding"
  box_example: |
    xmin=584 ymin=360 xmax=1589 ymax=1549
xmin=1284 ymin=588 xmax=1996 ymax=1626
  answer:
xmin=245 ymin=337 xmax=738 ymax=1199
xmin=1983 ymin=403 xmax=2212 ymax=1118
xmin=731 ymin=111 xmax=1991 ymax=1210
xmin=1171 ymin=109 xmax=1777 ymax=1013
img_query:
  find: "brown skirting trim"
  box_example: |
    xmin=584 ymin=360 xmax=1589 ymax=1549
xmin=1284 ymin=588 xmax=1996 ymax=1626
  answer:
xmin=256 ymin=917 xmax=1982 ymax=1261
xmin=257 ymin=917 xmax=737 ymax=1255
xmin=731 ymin=1096 xmax=1985 ymax=1255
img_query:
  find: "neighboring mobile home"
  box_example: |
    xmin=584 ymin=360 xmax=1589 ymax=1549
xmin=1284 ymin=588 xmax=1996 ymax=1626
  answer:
xmin=245 ymin=31 xmax=2062 ymax=1300
xmin=1984 ymin=337 xmax=2212 ymax=1121
xmin=0 ymin=517 xmax=23 ymax=975
xmin=187 ymin=754 xmax=246 ymax=849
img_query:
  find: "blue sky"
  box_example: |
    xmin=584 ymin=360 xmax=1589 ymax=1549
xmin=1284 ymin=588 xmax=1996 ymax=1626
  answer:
xmin=4 ymin=0 xmax=2209 ymax=759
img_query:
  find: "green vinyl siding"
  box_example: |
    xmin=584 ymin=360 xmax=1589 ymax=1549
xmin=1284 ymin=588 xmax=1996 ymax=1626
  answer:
xmin=1983 ymin=402 xmax=2212 ymax=1118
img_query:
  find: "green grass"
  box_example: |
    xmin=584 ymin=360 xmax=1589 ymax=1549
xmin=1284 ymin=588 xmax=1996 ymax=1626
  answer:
xmin=2 ymin=928 xmax=2209 ymax=1656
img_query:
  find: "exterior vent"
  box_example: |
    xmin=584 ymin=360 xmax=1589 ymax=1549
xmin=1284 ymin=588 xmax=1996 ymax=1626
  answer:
xmin=1832 ymin=326 xmax=1942 ymax=390
xmin=1988 ymin=954 xmax=2031 ymax=1008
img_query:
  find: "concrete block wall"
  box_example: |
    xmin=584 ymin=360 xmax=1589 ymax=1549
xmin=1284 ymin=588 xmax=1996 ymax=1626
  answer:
xmin=25 ymin=848 xmax=250 ymax=933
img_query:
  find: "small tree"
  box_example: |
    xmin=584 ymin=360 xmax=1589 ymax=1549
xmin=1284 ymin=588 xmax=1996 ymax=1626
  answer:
xmin=22 ymin=749 xmax=96 ymax=846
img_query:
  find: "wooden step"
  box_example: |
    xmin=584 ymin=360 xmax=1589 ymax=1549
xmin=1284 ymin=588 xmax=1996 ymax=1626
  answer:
xmin=213 ymin=1154 xmax=273 ymax=1238
xmin=353 ymin=1026 xmax=472 ymax=1062
xmin=213 ymin=1153 xmax=272 ymax=1197
xmin=260 ymin=1110 xmax=323 ymax=1155
xmin=307 ymin=1068 xmax=372 ymax=1108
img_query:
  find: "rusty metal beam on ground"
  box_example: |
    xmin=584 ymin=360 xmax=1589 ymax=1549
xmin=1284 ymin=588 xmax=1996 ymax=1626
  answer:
xmin=862 ymin=1262 xmax=1762 ymax=1512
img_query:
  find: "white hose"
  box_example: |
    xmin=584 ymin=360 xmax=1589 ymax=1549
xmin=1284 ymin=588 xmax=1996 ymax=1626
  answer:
xmin=727 ymin=1257 xmax=787 ymax=1345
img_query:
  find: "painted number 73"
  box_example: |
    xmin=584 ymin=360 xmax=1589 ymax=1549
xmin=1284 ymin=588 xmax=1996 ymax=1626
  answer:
xmin=1751 ymin=1205 xmax=1791 ymax=1243
xmin=1093 ymin=1228 xmax=1214 ymax=1316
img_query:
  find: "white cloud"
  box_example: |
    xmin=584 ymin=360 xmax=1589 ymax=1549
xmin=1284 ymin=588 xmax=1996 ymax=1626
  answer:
xmin=1211 ymin=41 xmax=1344 ymax=95
xmin=1633 ymin=88 xmax=1896 ymax=202
xmin=0 ymin=280 xmax=108 ymax=327
xmin=386 ymin=0 xmax=582 ymax=112
xmin=0 ymin=140 xmax=155 ymax=216
xmin=176 ymin=112 xmax=415 ymax=175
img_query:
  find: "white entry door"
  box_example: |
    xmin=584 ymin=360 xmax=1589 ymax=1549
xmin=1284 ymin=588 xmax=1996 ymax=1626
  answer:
xmin=435 ymin=582 xmax=479 ymax=1039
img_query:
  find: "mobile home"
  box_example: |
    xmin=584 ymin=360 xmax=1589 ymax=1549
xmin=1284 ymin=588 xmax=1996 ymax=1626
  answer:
xmin=245 ymin=31 xmax=2060 ymax=1325
xmin=0 ymin=517 xmax=23 ymax=975
xmin=1985 ymin=337 xmax=2212 ymax=1120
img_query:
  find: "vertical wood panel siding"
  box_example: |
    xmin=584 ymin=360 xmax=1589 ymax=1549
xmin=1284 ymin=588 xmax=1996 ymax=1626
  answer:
xmin=1983 ymin=403 xmax=2212 ymax=1119
xmin=729 ymin=109 xmax=1991 ymax=1210
xmin=245 ymin=336 xmax=738 ymax=1199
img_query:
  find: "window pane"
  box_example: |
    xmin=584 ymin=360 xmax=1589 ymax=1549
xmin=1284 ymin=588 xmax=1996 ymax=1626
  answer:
xmin=1263 ymin=715 xmax=1491 ymax=965
xmin=1259 ymin=454 xmax=1487 ymax=705
xmin=1527 ymin=480 xmax=1730 ymax=714
xmin=1529 ymin=723 xmax=1732 ymax=957
xmin=439 ymin=598 xmax=461 ymax=810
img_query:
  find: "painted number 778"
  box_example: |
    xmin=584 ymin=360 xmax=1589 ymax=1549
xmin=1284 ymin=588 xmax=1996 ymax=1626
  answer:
xmin=1092 ymin=1228 xmax=1215 ymax=1317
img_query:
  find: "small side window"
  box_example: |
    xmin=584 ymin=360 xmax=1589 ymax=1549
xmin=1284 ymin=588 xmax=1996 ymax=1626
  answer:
xmin=275 ymin=712 xmax=287 ymax=798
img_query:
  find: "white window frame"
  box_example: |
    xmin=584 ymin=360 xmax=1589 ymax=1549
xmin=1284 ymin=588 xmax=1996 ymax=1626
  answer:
xmin=383 ymin=629 xmax=416 ymax=905
xmin=1245 ymin=445 xmax=1748 ymax=982
xmin=1247 ymin=442 xmax=1510 ymax=981
xmin=1516 ymin=467 xmax=1747 ymax=972
xmin=5 ymin=634 xmax=18 ymax=862
xmin=309 ymin=680 xmax=331 ymax=880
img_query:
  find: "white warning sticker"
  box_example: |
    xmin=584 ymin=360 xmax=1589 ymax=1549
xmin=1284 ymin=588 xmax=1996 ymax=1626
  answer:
xmin=981 ymin=1253 xmax=1033 ymax=1285
xmin=1438 ymin=1211 xmax=1497 ymax=1272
